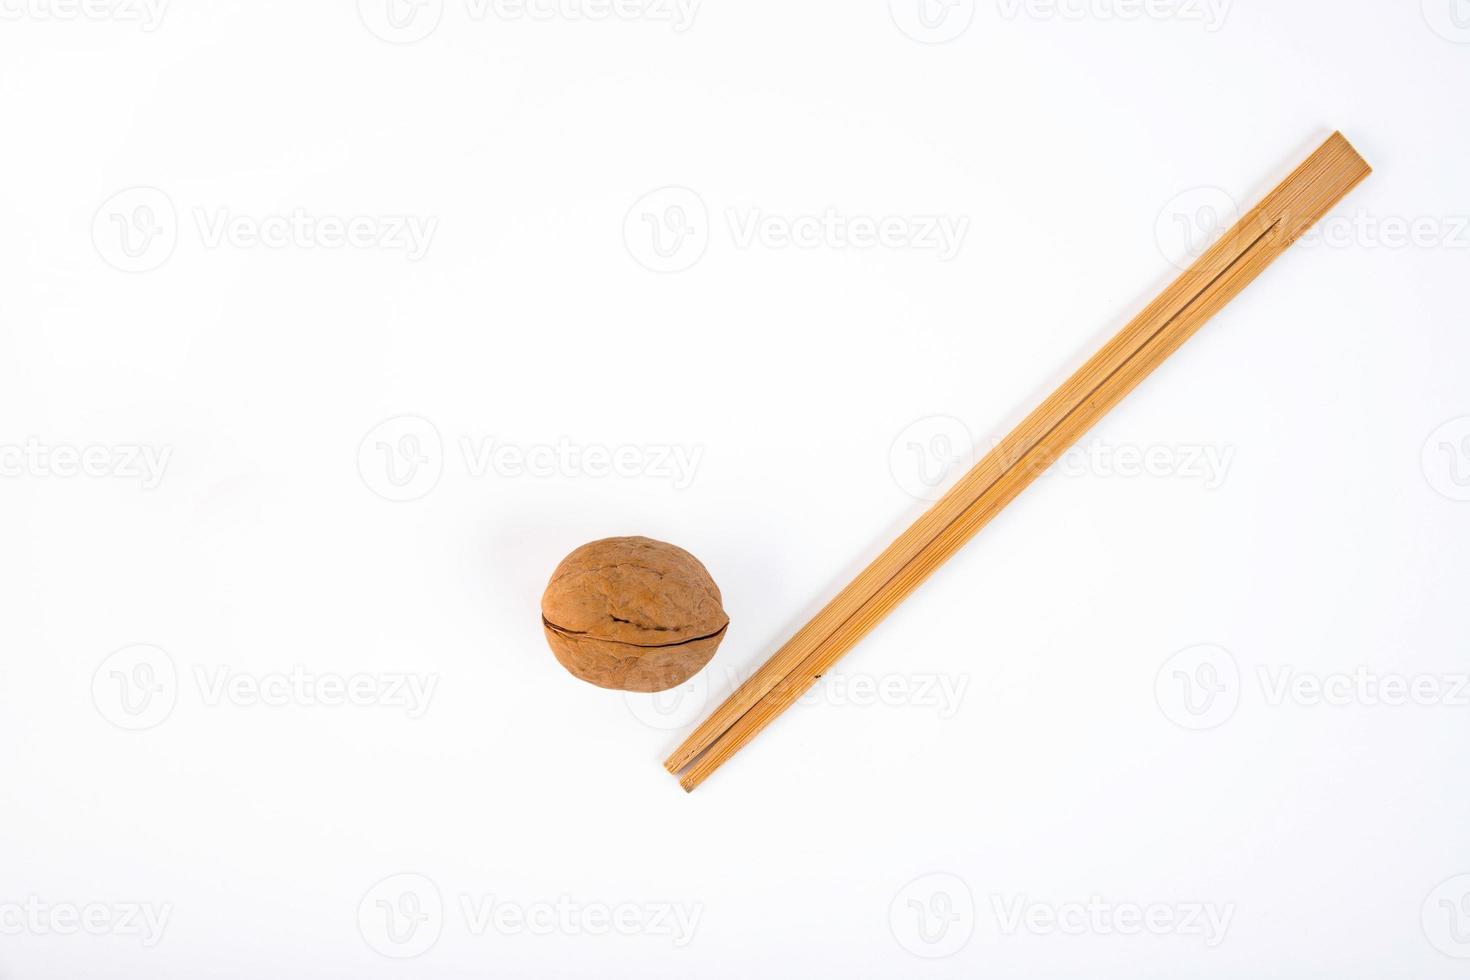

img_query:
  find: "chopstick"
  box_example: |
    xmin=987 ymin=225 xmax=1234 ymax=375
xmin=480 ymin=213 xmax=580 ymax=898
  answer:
xmin=666 ymin=132 xmax=1371 ymax=791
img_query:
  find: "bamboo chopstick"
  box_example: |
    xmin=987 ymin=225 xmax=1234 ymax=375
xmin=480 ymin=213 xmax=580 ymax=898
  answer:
xmin=667 ymin=132 xmax=1371 ymax=791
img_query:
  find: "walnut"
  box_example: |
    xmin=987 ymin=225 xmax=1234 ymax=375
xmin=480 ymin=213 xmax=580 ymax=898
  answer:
xmin=541 ymin=536 xmax=729 ymax=692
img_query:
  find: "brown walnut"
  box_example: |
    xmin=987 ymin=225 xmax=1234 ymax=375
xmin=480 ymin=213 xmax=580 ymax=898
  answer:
xmin=541 ymin=536 xmax=729 ymax=692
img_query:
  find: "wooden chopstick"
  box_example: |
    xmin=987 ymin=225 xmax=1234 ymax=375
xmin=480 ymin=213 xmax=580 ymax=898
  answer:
xmin=667 ymin=132 xmax=1371 ymax=791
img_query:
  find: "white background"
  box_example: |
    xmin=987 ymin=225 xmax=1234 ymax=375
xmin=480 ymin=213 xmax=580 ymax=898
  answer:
xmin=2 ymin=0 xmax=1468 ymax=976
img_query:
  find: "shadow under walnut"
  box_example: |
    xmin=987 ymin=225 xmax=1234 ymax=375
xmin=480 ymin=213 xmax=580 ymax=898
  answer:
xmin=541 ymin=536 xmax=729 ymax=693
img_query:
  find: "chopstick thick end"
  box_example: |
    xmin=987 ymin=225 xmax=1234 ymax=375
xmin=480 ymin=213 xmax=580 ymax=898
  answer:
xmin=1329 ymin=130 xmax=1371 ymax=173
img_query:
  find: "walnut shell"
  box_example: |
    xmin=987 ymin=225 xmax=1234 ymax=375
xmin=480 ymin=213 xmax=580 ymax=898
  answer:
xmin=541 ymin=536 xmax=728 ymax=692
